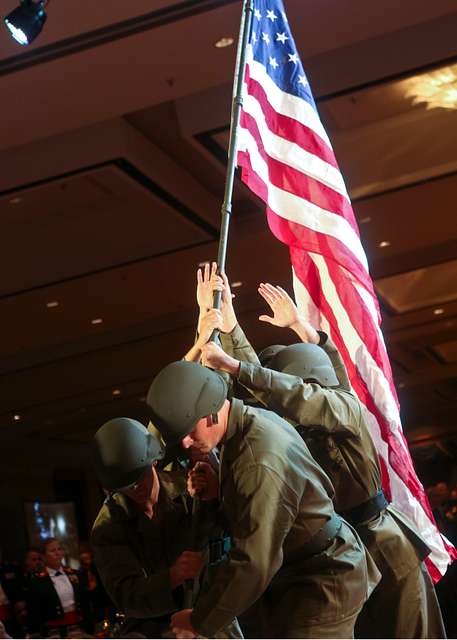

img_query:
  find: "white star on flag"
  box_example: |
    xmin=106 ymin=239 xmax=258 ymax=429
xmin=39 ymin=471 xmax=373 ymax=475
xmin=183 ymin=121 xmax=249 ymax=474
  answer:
xmin=262 ymin=32 xmax=270 ymax=45
xmin=252 ymin=32 xmax=257 ymax=43
xmin=266 ymin=9 xmax=278 ymax=21
xmin=288 ymin=53 xmax=299 ymax=64
xmin=298 ymin=75 xmax=309 ymax=87
xmin=269 ymin=56 xmax=279 ymax=69
xmin=276 ymin=32 xmax=288 ymax=44
xmin=254 ymin=8 xmax=261 ymax=19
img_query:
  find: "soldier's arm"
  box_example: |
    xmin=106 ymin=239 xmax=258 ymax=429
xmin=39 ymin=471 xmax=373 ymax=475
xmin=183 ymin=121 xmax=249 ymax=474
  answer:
xmin=91 ymin=520 xmax=178 ymax=618
xmin=219 ymin=323 xmax=260 ymax=364
xmin=191 ymin=464 xmax=297 ymax=637
xmin=317 ymin=332 xmax=351 ymax=392
xmin=237 ymin=362 xmax=359 ymax=436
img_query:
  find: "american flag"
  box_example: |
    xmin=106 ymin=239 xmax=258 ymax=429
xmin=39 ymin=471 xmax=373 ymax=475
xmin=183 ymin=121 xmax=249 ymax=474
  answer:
xmin=236 ymin=0 xmax=456 ymax=579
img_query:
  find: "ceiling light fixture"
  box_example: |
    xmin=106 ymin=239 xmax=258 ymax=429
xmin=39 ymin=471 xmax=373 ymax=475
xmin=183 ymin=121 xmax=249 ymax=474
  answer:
xmin=13 ymin=414 xmax=21 ymax=421
xmin=91 ymin=318 xmax=103 ymax=325
xmin=231 ymin=281 xmax=243 ymax=288
xmin=433 ymin=308 xmax=444 ymax=315
xmin=46 ymin=300 xmax=59 ymax=308
xmin=9 ymin=196 xmax=22 ymax=204
xmin=112 ymin=389 xmax=121 ymax=396
xmin=405 ymin=65 xmax=457 ymax=111
xmin=4 ymin=0 xmax=49 ymax=46
xmin=378 ymin=241 xmax=391 ymax=248
xmin=359 ymin=216 xmax=371 ymax=224
xmin=215 ymin=37 xmax=234 ymax=49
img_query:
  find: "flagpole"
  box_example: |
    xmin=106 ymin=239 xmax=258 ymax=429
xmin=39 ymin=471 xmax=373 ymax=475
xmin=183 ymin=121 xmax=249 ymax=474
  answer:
xmin=213 ymin=0 xmax=254 ymax=310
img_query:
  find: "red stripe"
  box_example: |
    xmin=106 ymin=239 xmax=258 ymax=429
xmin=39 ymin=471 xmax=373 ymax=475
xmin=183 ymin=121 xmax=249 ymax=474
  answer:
xmin=238 ymin=150 xmax=375 ymax=297
xmin=240 ymin=109 xmax=359 ymax=234
xmin=291 ymin=248 xmax=457 ymax=573
xmin=245 ymin=64 xmax=339 ymax=170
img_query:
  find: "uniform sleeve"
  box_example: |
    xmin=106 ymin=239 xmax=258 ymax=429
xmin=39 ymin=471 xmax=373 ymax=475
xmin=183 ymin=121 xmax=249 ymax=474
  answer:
xmin=191 ymin=464 xmax=298 ymax=636
xmin=26 ymin=580 xmax=45 ymax=637
xmin=91 ymin=520 xmax=177 ymax=619
xmin=219 ymin=324 xmax=260 ymax=364
xmin=318 ymin=332 xmax=352 ymax=392
xmin=238 ymin=362 xmax=360 ymax=436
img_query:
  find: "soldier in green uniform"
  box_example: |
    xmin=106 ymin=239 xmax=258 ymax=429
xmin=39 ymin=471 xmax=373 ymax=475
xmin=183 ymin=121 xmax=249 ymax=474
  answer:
xmin=147 ymin=360 xmax=380 ymax=639
xmin=91 ymin=418 xmax=241 ymax=639
xmin=200 ymin=276 xmax=445 ymax=639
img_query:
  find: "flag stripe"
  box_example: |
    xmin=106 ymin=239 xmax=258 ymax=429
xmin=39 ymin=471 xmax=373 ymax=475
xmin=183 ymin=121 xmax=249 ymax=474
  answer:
xmin=240 ymin=107 xmax=356 ymax=222
xmin=237 ymin=139 xmax=369 ymax=271
xmin=239 ymin=0 xmax=455 ymax=577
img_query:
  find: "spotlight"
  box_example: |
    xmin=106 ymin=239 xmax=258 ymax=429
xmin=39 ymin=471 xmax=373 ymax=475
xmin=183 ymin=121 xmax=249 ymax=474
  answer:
xmin=4 ymin=0 xmax=48 ymax=46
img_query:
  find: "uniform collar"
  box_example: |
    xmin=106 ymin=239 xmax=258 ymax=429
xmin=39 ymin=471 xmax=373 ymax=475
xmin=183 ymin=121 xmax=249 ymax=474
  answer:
xmin=47 ymin=566 xmax=66 ymax=577
xmin=224 ymin=398 xmax=244 ymax=444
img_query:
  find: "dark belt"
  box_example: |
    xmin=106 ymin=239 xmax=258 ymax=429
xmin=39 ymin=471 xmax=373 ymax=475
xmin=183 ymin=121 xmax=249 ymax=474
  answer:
xmin=300 ymin=512 xmax=343 ymax=559
xmin=341 ymin=489 xmax=389 ymax=526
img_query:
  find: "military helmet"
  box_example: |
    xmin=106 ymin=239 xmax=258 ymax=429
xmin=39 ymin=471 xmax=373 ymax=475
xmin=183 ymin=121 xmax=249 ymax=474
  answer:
xmin=269 ymin=343 xmax=339 ymax=387
xmin=93 ymin=417 xmax=164 ymax=491
xmin=146 ymin=360 xmax=228 ymax=444
xmin=258 ymin=344 xmax=286 ymax=368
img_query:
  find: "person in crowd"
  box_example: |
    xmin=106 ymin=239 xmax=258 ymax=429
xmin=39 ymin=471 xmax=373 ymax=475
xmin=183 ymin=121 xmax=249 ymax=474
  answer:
xmin=78 ymin=548 xmax=114 ymax=635
xmin=26 ymin=538 xmax=92 ymax=638
xmin=198 ymin=270 xmax=446 ymax=639
xmin=91 ymin=417 xmax=241 ymax=639
xmin=23 ymin=548 xmax=43 ymax=579
xmin=0 ymin=551 xmax=22 ymax=639
xmin=147 ymin=359 xmax=380 ymax=639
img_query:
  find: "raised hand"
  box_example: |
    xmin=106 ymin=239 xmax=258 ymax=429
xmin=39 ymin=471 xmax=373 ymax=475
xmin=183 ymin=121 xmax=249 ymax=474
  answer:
xmin=196 ymin=262 xmax=223 ymax=312
xmin=196 ymin=309 xmax=224 ymax=347
xmin=187 ymin=461 xmax=219 ymax=501
xmin=258 ymin=283 xmax=319 ymax=344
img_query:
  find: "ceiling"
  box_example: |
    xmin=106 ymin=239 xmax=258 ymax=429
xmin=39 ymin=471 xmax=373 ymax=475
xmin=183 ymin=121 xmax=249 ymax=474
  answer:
xmin=0 ymin=0 xmax=456 ymax=472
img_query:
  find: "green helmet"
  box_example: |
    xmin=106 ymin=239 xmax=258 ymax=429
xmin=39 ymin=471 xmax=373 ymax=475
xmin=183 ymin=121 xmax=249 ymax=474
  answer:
xmin=93 ymin=418 xmax=164 ymax=491
xmin=258 ymin=344 xmax=286 ymax=368
xmin=146 ymin=361 xmax=228 ymax=444
xmin=269 ymin=343 xmax=339 ymax=387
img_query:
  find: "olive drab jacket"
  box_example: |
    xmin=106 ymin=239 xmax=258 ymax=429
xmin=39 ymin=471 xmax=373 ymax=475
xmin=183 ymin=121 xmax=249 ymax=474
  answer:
xmin=91 ymin=469 xmax=231 ymax=638
xmin=221 ymin=325 xmax=430 ymax=580
xmin=190 ymin=398 xmax=379 ymax=638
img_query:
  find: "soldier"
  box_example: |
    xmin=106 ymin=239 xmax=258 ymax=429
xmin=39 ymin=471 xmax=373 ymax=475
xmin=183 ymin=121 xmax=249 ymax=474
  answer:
xmin=201 ymin=277 xmax=445 ymax=639
xmin=91 ymin=418 xmax=241 ymax=639
xmin=147 ymin=360 xmax=380 ymax=639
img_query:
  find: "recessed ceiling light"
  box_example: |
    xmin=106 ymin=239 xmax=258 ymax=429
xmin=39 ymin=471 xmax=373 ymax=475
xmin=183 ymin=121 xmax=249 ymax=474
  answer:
xmin=215 ymin=37 xmax=234 ymax=48
xmin=112 ymin=389 xmax=121 ymax=396
xmin=397 ymin=382 xmax=405 ymax=389
xmin=91 ymin=318 xmax=103 ymax=325
xmin=9 ymin=196 xmax=22 ymax=204
xmin=13 ymin=414 xmax=21 ymax=421
xmin=378 ymin=241 xmax=391 ymax=248
xmin=46 ymin=301 xmax=59 ymax=308
xmin=231 ymin=281 xmax=243 ymax=288
xmin=359 ymin=216 xmax=371 ymax=224
xmin=433 ymin=308 xmax=444 ymax=315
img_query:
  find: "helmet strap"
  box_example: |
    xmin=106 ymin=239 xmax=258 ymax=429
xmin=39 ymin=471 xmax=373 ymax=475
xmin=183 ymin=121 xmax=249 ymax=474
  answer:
xmin=211 ymin=413 xmax=218 ymax=425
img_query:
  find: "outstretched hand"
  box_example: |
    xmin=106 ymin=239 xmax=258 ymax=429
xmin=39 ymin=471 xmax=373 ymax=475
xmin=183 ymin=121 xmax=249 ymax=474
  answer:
xmin=258 ymin=283 xmax=320 ymax=343
xmin=197 ymin=262 xmax=223 ymax=312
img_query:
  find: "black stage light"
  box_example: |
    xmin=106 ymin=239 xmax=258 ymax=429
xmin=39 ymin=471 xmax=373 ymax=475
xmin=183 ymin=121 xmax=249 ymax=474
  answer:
xmin=4 ymin=0 xmax=48 ymax=46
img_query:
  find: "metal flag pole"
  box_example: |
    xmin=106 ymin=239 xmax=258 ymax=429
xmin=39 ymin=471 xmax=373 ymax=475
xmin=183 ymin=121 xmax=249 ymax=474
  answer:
xmin=212 ymin=0 xmax=254 ymax=311
xmin=182 ymin=3 xmax=255 ymax=614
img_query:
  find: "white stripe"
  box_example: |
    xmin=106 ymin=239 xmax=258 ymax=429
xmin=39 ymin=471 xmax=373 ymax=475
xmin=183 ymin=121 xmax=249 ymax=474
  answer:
xmin=238 ymin=128 xmax=369 ymax=270
xmin=246 ymin=47 xmax=333 ymax=151
xmin=308 ymin=253 xmax=400 ymax=425
xmin=242 ymin=91 xmax=349 ymax=199
xmin=292 ymin=267 xmax=451 ymax=572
